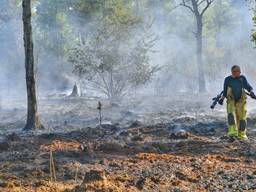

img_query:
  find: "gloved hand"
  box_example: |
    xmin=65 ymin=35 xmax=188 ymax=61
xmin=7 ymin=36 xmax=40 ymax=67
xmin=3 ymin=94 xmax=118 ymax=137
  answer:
xmin=218 ymin=98 xmax=224 ymax=105
xmin=250 ymin=91 xmax=256 ymax=99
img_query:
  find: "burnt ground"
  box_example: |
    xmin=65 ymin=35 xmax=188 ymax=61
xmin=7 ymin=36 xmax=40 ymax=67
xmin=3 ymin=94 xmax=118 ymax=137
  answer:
xmin=0 ymin=94 xmax=256 ymax=192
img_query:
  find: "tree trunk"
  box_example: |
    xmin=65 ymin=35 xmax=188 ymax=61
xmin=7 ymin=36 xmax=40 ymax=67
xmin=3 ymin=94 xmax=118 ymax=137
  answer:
xmin=23 ymin=0 xmax=43 ymax=131
xmin=195 ymin=14 xmax=206 ymax=92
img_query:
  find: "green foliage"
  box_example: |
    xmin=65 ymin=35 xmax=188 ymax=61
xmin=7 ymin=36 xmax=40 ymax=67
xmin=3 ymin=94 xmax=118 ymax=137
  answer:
xmin=69 ymin=0 xmax=158 ymax=99
xmin=252 ymin=12 xmax=256 ymax=46
xmin=10 ymin=0 xmax=254 ymax=93
xmin=203 ymin=0 xmax=242 ymax=80
xmin=204 ymin=0 xmax=235 ymax=38
xmin=35 ymin=0 xmax=76 ymax=57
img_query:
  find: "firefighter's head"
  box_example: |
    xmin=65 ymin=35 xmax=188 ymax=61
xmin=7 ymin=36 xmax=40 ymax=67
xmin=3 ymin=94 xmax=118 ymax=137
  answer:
xmin=231 ymin=65 xmax=241 ymax=78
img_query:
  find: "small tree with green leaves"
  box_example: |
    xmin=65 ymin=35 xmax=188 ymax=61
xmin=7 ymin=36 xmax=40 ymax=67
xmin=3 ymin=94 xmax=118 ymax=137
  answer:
xmin=69 ymin=0 xmax=158 ymax=99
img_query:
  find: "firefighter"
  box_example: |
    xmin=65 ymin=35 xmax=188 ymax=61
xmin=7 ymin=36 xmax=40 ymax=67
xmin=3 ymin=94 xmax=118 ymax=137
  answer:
xmin=218 ymin=65 xmax=255 ymax=140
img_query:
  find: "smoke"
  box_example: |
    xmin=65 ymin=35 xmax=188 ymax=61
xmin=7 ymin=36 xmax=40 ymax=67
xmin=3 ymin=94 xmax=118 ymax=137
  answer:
xmin=0 ymin=0 xmax=256 ymax=102
xmin=0 ymin=0 xmax=25 ymax=101
xmin=147 ymin=0 xmax=256 ymax=94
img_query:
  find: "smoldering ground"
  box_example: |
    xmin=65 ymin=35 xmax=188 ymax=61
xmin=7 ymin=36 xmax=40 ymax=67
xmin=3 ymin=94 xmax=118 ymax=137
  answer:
xmin=1 ymin=1 xmax=256 ymax=191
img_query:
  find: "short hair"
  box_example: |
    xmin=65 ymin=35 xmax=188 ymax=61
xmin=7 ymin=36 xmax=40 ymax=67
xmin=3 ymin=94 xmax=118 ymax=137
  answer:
xmin=231 ymin=65 xmax=241 ymax=71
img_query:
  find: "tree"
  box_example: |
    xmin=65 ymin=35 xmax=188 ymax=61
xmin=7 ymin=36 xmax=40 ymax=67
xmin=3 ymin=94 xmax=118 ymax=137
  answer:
xmin=180 ymin=0 xmax=215 ymax=92
xmin=22 ymin=0 xmax=43 ymax=130
xmin=69 ymin=0 xmax=158 ymax=99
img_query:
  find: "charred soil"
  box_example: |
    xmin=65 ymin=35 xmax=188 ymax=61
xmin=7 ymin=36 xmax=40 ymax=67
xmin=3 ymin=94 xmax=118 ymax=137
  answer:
xmin=0 ymin=96 xmax=256 ymax=191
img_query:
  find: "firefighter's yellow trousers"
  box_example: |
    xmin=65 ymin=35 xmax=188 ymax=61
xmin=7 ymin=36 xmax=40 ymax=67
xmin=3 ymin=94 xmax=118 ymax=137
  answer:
xmin=226 ymin=88 xmax=248 ymax=140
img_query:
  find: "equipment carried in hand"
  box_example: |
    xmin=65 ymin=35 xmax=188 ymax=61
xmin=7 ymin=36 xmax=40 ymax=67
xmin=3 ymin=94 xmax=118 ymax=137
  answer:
xmin=248 ymin=91 xmax=256 ymax=99
xmin=210 ymin=91 xmax=224 ymax=109
xmin=211 ymin=91 xmax=256 ymax=109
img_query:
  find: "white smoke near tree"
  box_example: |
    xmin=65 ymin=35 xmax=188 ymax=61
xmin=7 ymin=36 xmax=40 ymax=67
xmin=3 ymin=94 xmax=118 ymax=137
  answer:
xmin=0 ymin=0 xmax=256 ymax=101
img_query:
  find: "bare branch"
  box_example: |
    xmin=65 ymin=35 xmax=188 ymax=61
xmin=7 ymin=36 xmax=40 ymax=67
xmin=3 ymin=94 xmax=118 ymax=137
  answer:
xmin=180 ymin=0 xmax=195 ymax=13
xmin=192 ymin=30 xmax=197 ymax=36
xmin=200 ymin=0 xmax=214 ymax=16
xmin=198 ymin=0 xmax=205 ymax=6
xmin=168 ymin=5 xmax=180 ymax=13
xmin=95 ymin=70 xmax=111 ymax=94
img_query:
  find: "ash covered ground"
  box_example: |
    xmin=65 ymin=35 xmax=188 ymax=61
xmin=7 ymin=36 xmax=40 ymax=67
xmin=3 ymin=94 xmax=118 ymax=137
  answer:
xmin=0 ymin=94 xmax=256 ymax=192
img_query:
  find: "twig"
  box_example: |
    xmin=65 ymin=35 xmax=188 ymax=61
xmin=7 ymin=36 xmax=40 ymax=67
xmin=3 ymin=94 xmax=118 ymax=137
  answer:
xmin=97 ymin=101 xmax=102 ymax=126
xmin=75 ymin=164 xmax=79 ymax=182
xmin=49 ymin=147 xmax=56 ymax=182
